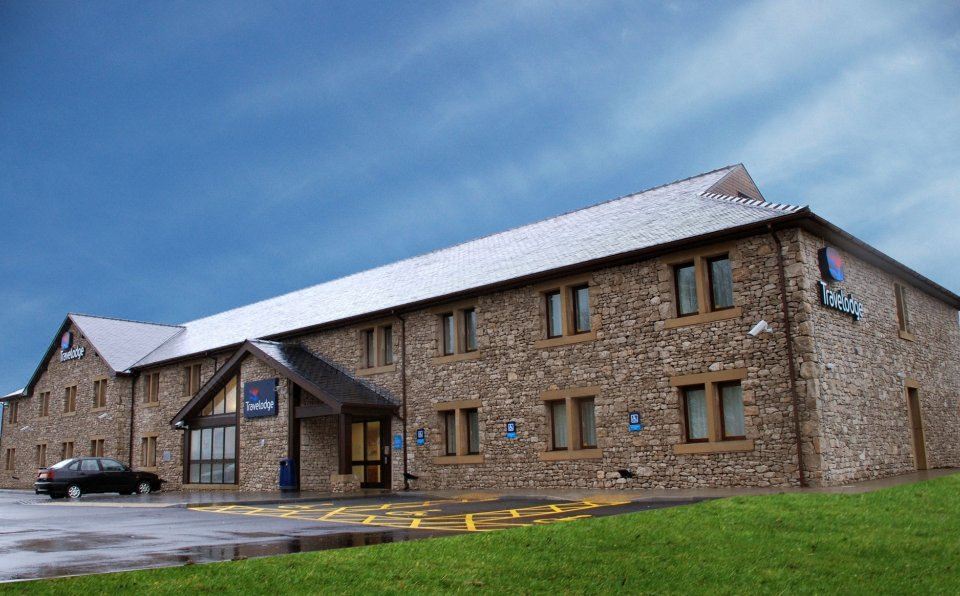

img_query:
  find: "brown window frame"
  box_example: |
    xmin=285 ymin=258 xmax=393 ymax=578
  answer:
xmin=36 ymin=443 xmax=47 ymax=468
xmin=145 ymin=372 xmax=160 ymax=404
xmin=93 ymin=378 xmax=108 ymax=410
xmin=433 ymin=400 xmax=483 ymax=462
xmin=539 ymin=388 xmax=602 ymax=461
xmin=62 ymin=441 xmax=75 ymax=460
xmin=570 ymin=285 xmax=592 ymax=334
xmin=141 ymin=435 xmax=158 ymax=468
xmin=364 ymin=328 xmax=377 ymax=367
xmin=89 ymin=438 xmax=105 ymax=457
xmin=64 ymin=386 xmax=77 ymax=414
xmin=465 ymin=408 xmax=480 ymax=455
xmin=431 ymin=303 xmax=481 ymax=361
xmin=359 ymin=324 xmax=395 ymax=370
xmin=549 ymin=400 xmax=568 ymax=451
xmin=681 ymin=385 xmax=709 ymax=443
xmin=674 ymin=261 xmax=699 ymax=317
xmin=463 ymin=308 xmax=478 ymax=353
xmin=39 ymin=392 xmax=50 ymax=418
xmin=545 ymin=290 xmax=563 ymax=338
xmin=8 ymin=399 xmax=19 ymax=424
xmin=894 ymin=283 xmax=914 ymax=341
xmin=443 ymin=410 xmax=457 ymax=456
xmin=183 ymin=364 xmax=202 ymax=396
xmin=535 ymin=277 xmax=597 ymax=347
xmin=3 ymin=448 xmax=14 ymax=471
xmin=706 ymin=255 xmax=735 ymax=312
xmin=670 ymin=369 xmax=753 ymax=455
xmin=577 ymin=397 xmax=597 ymax=449
xmin=717 ymin=381 xmax=747 ymax=441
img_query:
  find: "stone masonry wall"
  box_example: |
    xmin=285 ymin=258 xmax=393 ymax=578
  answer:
xmin=796 ymin=230 xmax=960 ymax=484
xmin=0 ymin=323 xmax=132 ymax=489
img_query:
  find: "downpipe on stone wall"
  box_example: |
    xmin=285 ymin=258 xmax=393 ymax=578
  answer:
xmin=771 ymin=227 xmax=807 ymax=488
xmin=397 ymin=312 xmax=410 ymax=491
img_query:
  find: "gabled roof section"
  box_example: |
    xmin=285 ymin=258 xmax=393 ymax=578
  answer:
xmin=19 ymin=314 xmax=183 ymax=397
xmin=704 ymin=164 xmax=766 ymax=201
xmin=69 ymin=314 xmax=183 ymax=373
xmin=138 ymin=164 xmax=806 ymax=367
xmin=170 ymin=340 xmax=396 ymax=425
xmin=0 ymin=388 xmax=26 ymax=401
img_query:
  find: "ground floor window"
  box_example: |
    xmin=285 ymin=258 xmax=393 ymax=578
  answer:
xmin=4 ymin=448 xmax=15 ymax=471
xmin=671 ymin=369 xmax=749 ymax=448
xmin=435 ymin=402 xmax=482 ymax=460
xmin=36 ymin=443 xmax=47 ymax=468
xmin=548 ymin=396 xmax=596 ymax=450
xmin=89 ymin=438 xmax=105 ymax=457
xmin=189 ymin=426 xmax=236 ymax=484
xmin=141 ymin=436 xmax=158 ymax=468
xmin=61 ymin=441 xmax=74 ymax=460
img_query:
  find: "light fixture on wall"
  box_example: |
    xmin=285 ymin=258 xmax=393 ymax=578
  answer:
xmin=748 ymin=320 xmax=773 ymax=336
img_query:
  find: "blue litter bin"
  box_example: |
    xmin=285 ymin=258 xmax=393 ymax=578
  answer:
xmin=279 ymin=457 xmax=298 ymax=492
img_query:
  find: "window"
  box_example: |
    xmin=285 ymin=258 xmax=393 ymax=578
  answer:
xmin=359 ymin=324 xmax=395 ymax=371
xmin=7 ymin=400 xmax=18 ymax=424
xmin=536 ymin=278 xmax=597 ymax=346
xmin=546 ymin=291 xmax=563 ymax=338
xmin=80 ymin=459 xmax=100 ymax=472
xmin=144 ymin=373 xmax=160 ymax=404
xmin=141 ymin=436 xmax=158 ymax=468
xmin=434 ymin=401 xmax=483 ymax=463
xmin=89 ymin=438 xmax=105 ymax=457
xmin=539 ymin=388 xmax=602 ymax=460
xmin=671 ymin=369 xmax=753 ymax=454
xmin=463 ymin=308 xmax=478 ymax=352
xmin=200 ymin=376 xmax=238 ymax=416
xmin=39 ymin=392 xmax=50 ymax=418
xmin=666 ymin=251 xmax=740 ymax=327
xmin=188 ymin=426 xmax=236 ymax=484
xmin=433 ymin=304 xmax=480 ymax=361
xmin=441 ymin=314 xmax=456 ymax=355
xmin=571 ymin=285 xmax=592 ymax=334
xmin=101 ymin=459 xmax=125 ymax=471
xmin=895 ymin=283 xmax=913 ymax=340
xmin=93 ymin=379 xmax=107 ymax=409
xmin=64 ymin=386 xmax=77 ymax=414
xmin=550 ymin=401 xmax=568 ymax=450
xmin=184 ymin=364 xmax=202 ymax=396
xmin=444 ymin=411 xmax=457 ymax=456
xmin=36 ymin=444 xmax=47 ymax=468
xmin=62 ymin=441 xmax=74 ymax=460
xmin=4 ymin=448 xmax=14 ymax=471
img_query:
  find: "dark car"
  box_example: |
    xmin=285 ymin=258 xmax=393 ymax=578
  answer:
xmin=35 ymin=457 xmax=165 ymax=499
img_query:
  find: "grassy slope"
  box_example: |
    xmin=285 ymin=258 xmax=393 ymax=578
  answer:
xmin=9 ymin=474 xmax=960 ymax=595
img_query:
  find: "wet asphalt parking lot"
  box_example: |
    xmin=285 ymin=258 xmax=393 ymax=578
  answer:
xmin=0 ymin=489 xmax=705 ymax=583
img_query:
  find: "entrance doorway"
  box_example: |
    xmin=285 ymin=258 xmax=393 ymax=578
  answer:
xmin=351 ymin=418 xmax=389 ymax=488
xmin=906 ymin=387 xmax=927 ymax=470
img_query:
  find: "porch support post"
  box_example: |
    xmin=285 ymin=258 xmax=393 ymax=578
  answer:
xmin=338 ymin=413 xmax=351 ymax=475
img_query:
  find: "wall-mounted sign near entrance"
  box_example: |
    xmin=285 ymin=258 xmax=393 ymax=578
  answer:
xmin=393 ymin=434 xmax=403 ymax=450
xmin=628 ymin=412 xmax=643 ymax=432
xmin=59 ymin=331 xmax=85 ymax=363
xmin=819 ymin=247 xmax=845 ymax=282
xmin=416 ymin=428 xmax=426 ymax=446
xmin=243 ymin=379 xmax=278 ymax=418
xmin=505 ymin=421 xmax=517 ymax=439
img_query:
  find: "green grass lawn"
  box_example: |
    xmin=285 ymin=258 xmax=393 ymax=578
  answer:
xmin=8 ymin=473 xmax=960 ymax=594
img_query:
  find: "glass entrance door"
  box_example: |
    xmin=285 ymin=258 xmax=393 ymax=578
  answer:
xmin=351 ymin=419 xmax=387 ymax=488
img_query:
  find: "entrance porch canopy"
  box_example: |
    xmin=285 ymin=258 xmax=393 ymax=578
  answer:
xmin=170 ymin=339 xmax=397 ymax=426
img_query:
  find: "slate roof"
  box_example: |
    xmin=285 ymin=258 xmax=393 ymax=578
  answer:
xmin=69 ymin=314 xmax=184 ymax=373
xmin=135 ymin=164 xmax=805 ymax=367
xmin=250 ymin=340 xmax=395 ymax=409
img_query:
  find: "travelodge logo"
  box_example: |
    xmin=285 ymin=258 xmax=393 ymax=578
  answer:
xmin=817 ymin=246 xmax=864 ymax=321
xmin=243 ymin=379 xmax=278 ymax=418
xmin=819 ymin=247 xmax=845 ymax=282
xmin=59 ymin=331 xmax=85 ymax=362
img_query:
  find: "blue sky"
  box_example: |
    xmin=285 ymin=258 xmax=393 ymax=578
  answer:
xmin=1 ymin=0 xmax=958 ymax=392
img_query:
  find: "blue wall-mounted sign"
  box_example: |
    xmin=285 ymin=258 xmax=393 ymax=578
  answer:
xmin=628 ymin=412 xmax=643 ymax=432
xmin=243 ymin=379 xmax=278 ymax=418
xmin=819 ymin=247 xmax=845 ymax=282
xmin=393 ymin=434 xmax=403 ymax=450
xmin=416 ymin=428 xmax=426 ymax=446
xmin=505 ymin=421 xmax=517 ymax=439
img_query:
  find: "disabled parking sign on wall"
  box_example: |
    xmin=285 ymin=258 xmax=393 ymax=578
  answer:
xmin=416 ymin=428 xmax=426 ymax=446
xmin=505 ymin=421 xmax=517 ymax=439
xmin=628 ymin=412 xmax=643 ymax=432
xmin=393 ymin=434 xmax=403 ymax=450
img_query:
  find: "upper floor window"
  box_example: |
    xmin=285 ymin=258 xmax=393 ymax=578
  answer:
xmin=39 ymin=392 xmax=50 ymax=418
xmin=63 ymin=385 xmax=77 ymax=414
xmin=184 ymin=364 xmax=202 ymax=396
xmin=7 ymin=400 xmax=19 ymax=424
xmin=894 ymin=283 xmax=914 ymax=341
xmin=535 ymin=277 xmax=596 ymax=347
xmin=200 ymin=376 xmax=238 ymax=417
xmin=144 ymin=372 xmax=160 ymax=404
xmin=93 ymin=379 xmax=107 ymax=410
xmin=360 ymin=324 xmax=395 ymax=371
xmin=665 ymin=249 xmax=741 ymax=328
xmin=433 ymin=304 xmax=480 ymax=362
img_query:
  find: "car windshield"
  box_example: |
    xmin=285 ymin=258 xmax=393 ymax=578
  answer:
xmin=49 ymin=459 xmax=75 ymax=469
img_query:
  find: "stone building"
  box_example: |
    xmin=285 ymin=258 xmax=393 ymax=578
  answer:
xmin=2 ymin=164 xmax=958 ymax=493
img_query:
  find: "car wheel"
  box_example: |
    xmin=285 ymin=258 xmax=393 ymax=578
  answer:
xmin=66 ymin=484 xmax=82 ymax=499
xmin=136 ymin=481 xmax=152 ymax=495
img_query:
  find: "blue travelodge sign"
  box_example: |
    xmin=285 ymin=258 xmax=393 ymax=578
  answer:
xmin=817 ymin=246 xmax=864 ymax=321
xmin=243 ymin=379 xmax=278 ymax=418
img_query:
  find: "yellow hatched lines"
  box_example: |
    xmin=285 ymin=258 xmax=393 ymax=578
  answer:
xmin=191 ymin=498 xmax=629 ymax=532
